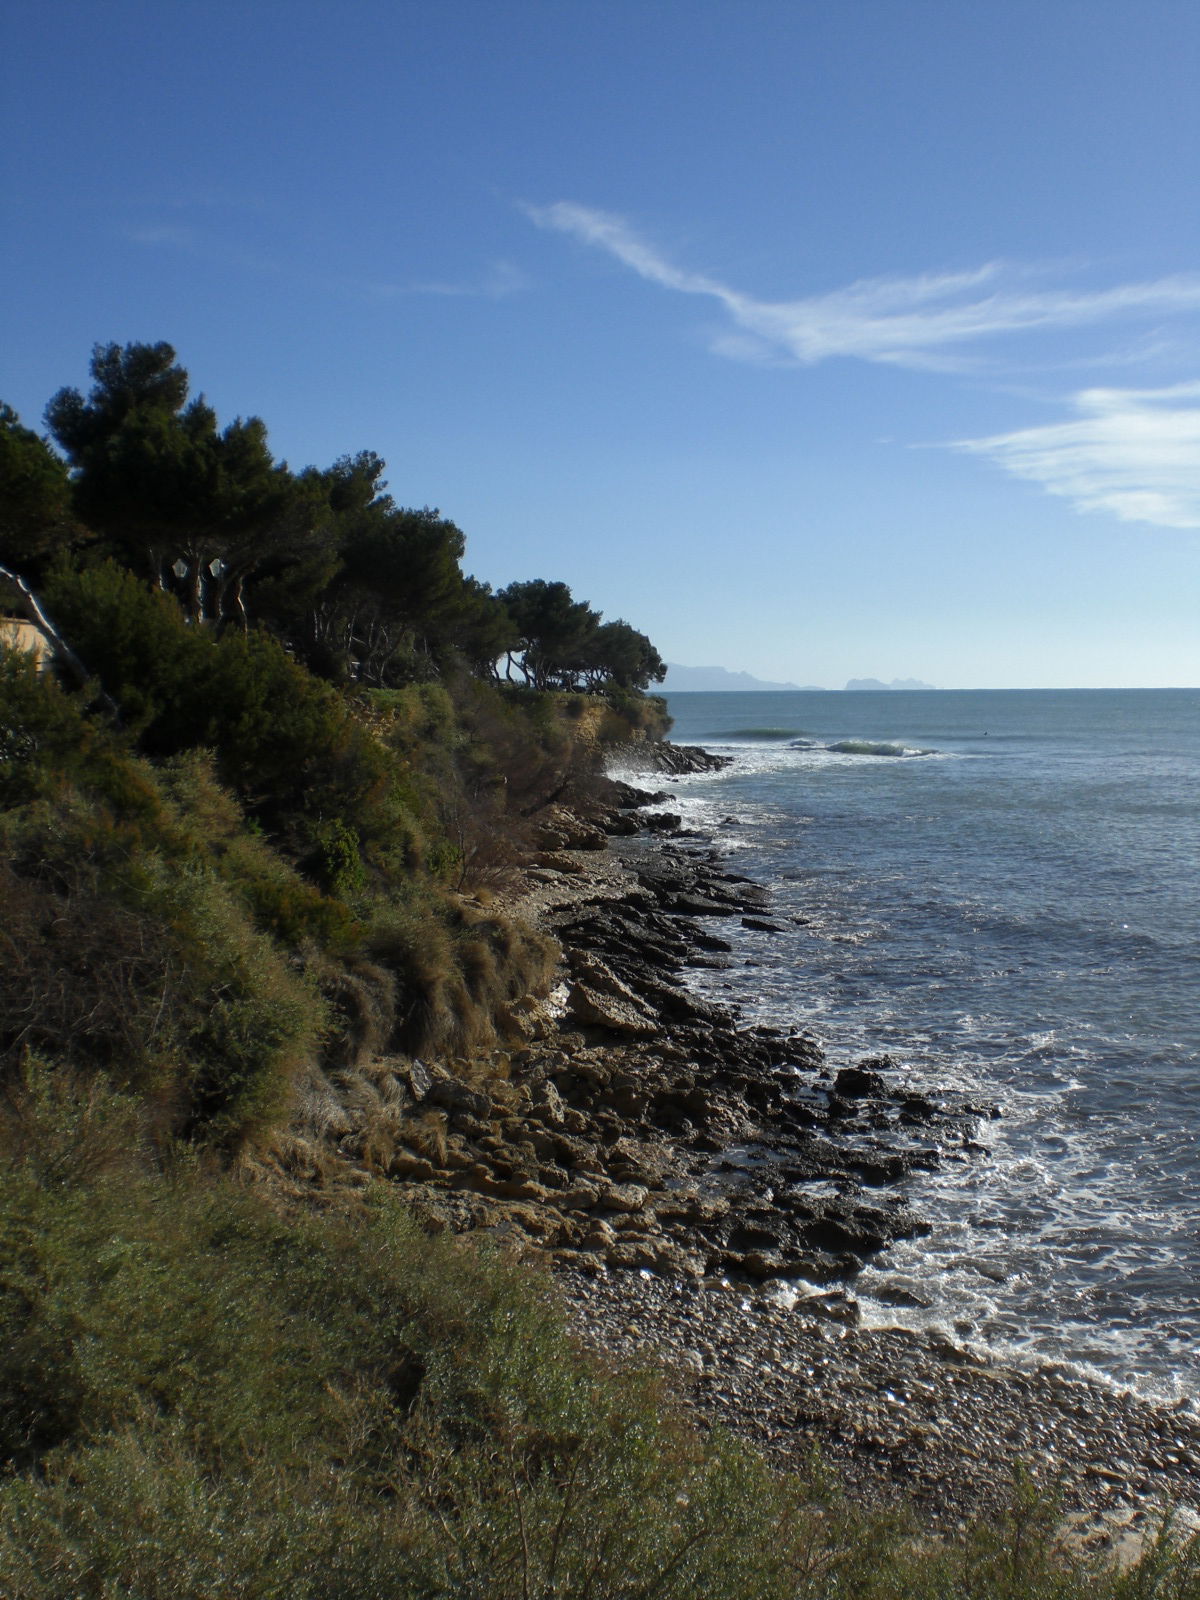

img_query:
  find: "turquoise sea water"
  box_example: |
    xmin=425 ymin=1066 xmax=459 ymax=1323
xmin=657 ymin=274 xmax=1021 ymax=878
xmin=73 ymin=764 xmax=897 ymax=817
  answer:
xmin=638 ymin=689 xmax=1200 ymax=1405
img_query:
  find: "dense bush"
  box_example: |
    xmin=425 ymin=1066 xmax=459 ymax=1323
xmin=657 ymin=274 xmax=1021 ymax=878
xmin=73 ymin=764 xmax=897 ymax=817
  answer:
xmin=0 ymin=659 xmax=329 ymax=1143
xmin=0 ymin=800 xmax=325 ymax=1144
xmin=42 ymin=563 xmax=397 ymax=851
xmin=0 ymin=1071 xmax=1195 ymax=1599
xmin=0 ymin=644 xmax=569 ymax=1128
xmin=0 ymin=1069 xmax=792 ymax=1597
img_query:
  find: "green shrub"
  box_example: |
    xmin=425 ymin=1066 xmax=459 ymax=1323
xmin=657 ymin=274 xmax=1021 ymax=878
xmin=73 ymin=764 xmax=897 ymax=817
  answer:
xmin=0 ymin=647 xmax=161 ymax=822
xmin=0 ymin=659 xmax=560 ymax=1125
xmin=156 ymin=752 xmax=359 ymax=952
xmin=0 ymin=1076 xmax=798 ymax=1599
xmin=0 ymin=1070 xmax=1195 ymax=1600
xmin=365 ymin=890 xmax=555 ymax=1057
xmin=602 ymin=685 xmax=673 ymax=740
xmin=0 ymin=791 xmax=325 ymax=1145
xmin=43 ymin=563 xmax=397 ymax=850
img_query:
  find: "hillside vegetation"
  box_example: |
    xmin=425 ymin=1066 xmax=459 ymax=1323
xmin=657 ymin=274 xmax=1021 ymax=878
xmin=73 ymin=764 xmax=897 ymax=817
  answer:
xmin=2 ymin=342 xmax=670 ymax=1148
xmin=0 ymin=344 xmax=1194 ymax=1596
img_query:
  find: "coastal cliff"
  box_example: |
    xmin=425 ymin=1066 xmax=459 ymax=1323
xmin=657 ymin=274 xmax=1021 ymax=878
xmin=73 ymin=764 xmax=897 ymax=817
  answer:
xmin=284 ymin=752 xmax=1200 ymax=1534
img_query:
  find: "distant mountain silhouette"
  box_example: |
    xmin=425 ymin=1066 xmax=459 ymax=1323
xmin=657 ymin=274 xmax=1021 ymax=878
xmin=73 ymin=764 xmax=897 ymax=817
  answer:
xmin=662 ymin=664 xmax=826 ymax=692
xmin=844 ymin=677 xmax=938 ymax=691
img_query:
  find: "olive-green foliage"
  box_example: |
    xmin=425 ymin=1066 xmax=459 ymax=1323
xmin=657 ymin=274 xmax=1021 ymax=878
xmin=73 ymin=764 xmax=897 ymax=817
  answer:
xmin=155 ymin=752 xmax=359 ymax=952
xmin=0 ymin=1071 xmax=1195 ymax=1600
xmin=0 ymin=1066 xmax=405 ymax=1476
xmin=0 ymin=404 xmax=79 ymax=581
xmin=0 ymin=1070 xmax=787 ymax=1598
xmin=0 ymin=803 xmax=324 ymax=1143
xmin=603 ymin=685 xmax=673 ymax=741
xmin=457 ymin=676 xmax=575 ymax=807
xmin=42 ymin=562 xmax=397 ymax=854
xmin=0 ymin=661 xmax=326 ymax=1143
xmin=0 ymin=644 xmax=561 ymax=1095
xmin=0 ymin=646 xmax=157 ymax=818
xmin=362 ymin=675 xmax=588 ymax=891
xmin=367 ymin=893 xmax=556 ymax=1057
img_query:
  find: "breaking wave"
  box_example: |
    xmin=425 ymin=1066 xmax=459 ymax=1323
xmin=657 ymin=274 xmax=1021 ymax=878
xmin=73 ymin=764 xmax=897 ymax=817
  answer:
xmin=804 ymin=739 xmax=935 ymax=758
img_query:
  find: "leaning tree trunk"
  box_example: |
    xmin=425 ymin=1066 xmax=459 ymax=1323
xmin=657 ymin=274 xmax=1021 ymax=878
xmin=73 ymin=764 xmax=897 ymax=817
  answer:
xmin=0 ymin=563 xmax=121 ymax=718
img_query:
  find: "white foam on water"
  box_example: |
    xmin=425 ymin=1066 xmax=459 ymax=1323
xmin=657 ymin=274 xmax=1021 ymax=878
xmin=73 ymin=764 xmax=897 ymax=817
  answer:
xmin=633 ymin=702 xmax=1200 ymax=1405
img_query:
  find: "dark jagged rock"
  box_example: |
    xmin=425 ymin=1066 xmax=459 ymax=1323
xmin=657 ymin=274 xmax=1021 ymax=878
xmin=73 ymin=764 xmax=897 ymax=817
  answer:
xmin=834 ymin=1065 xmax=888 ymax=1099
xmin=610 ymin=780 xmax=672 ymax=809
xmin=599 ymin=809 xmax=642 ymax=836
xmin=607 ymin=740 xmax=733 ymax=775
xmin=641 ymin=810 xmax=682 ymax=832
xmin=337 ymin=777 xmax=992 ymax=1320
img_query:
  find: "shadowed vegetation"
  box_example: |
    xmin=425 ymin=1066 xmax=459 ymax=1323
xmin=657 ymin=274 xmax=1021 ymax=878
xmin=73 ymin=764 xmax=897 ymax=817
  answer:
xmin=0 ymin=1070 xmax=1196 ymax=1600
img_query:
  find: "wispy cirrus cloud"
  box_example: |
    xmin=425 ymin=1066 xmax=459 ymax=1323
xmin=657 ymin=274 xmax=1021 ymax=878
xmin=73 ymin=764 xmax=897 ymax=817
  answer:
xmin=126 ymin=221 xmax=285 ymax=277
xmin=526 ymin=201 xmax=1200 ymax=528
xmin=368 ymin=260 xmax=530 ymax=300
xmin=523 ymin=201 xmax=1200 ymax=372
xmin=953 ymin=384 xmax=1200 ymax=528
xmin=129 ymin=218 xmax=528 ymax=302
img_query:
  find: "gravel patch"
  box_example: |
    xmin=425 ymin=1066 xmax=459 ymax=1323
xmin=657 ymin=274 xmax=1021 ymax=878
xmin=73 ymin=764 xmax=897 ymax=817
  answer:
xmin=558 ymin=1265 xmax=1200 ymax=1530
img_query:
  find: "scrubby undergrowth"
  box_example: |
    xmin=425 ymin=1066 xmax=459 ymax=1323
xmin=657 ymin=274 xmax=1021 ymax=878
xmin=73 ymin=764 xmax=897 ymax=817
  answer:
xmin=0 ymin=619 xmax=580 ymax=1149
xmin=0 ymin=1066 xmax=1196 ymax=1600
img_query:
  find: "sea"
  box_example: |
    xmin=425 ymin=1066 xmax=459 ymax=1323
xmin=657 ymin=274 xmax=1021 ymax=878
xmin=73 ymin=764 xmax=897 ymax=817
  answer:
xmin=643 ymin=689 xmax=1200 ymax=1410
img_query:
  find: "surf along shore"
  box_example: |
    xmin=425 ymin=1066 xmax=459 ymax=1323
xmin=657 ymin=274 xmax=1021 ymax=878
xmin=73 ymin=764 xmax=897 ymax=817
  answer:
xmin=311 ymin=738 xmax=1200 ymax=1548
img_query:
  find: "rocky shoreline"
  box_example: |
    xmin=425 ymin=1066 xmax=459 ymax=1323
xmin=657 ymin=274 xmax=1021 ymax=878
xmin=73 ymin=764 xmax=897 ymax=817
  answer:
xmin=307 ymin=741 xmax=1200 ymax=1542
xmin=544 ymin=753 xmax=1200 ymax=1536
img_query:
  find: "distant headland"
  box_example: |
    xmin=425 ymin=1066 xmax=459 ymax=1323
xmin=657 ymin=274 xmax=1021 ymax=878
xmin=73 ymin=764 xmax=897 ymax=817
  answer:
xmin=662 ymin=664 xmax=938 ymax=692
xmin=844 ymin=676 xmax=938 ymax=691
xmin=662 ymin=664 xmax=825 ymax=691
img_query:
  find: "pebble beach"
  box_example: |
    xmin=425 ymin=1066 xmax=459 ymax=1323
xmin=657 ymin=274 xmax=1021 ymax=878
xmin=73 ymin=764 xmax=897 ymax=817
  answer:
xmin=516 ymin=749 xmax=1200 ymax=1546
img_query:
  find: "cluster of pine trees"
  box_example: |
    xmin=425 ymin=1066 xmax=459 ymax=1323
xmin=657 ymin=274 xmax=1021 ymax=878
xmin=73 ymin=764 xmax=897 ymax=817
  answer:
xmin=1 ymin=340 xmax=665 ymax=695
xmin=0 ymin=340 xmax=675 ymax=1157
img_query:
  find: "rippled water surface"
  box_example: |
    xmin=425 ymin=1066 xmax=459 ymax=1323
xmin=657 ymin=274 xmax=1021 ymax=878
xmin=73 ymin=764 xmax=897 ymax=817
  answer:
xmin=646 ymin=689 xmax=1200 ymax=1403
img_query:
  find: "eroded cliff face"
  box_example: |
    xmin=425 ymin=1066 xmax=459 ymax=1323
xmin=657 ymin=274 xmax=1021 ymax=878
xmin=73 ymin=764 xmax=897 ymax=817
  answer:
xmin=560 ymin=692 xmax=672 ymax=752
xmin=269 ymin=761 xmax=984 ymax=1298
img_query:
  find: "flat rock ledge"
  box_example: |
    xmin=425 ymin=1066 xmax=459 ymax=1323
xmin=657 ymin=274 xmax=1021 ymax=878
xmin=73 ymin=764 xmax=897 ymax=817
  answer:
xmin=290 ymin=744 xmax=1200 ymax=1540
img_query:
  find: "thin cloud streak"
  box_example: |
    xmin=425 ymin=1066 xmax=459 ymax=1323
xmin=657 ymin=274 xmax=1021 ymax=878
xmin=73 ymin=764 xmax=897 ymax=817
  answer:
xmin=126 ymin=221 xmax=284 ymax=277
xmin=524 ymin=201 xmax=1200 ymax=370
xmin=954 ymin=384 xmax=1200 ymax=529
xmin=369 ymin=261 xmax=530 ymax=300
xmin=130 ymin=219 xmax=528 ymax=303
xmin=128 ymin=224 xmax=201 ymax=248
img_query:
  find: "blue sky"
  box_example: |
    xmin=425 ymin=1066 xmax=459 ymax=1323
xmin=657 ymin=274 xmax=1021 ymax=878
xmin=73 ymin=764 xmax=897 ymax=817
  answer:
xmin=4 ymin=0 xmax=1198 ymax=687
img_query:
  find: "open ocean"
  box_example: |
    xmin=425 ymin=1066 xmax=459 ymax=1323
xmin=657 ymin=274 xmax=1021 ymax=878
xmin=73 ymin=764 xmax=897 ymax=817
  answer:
xmin=648 ymin=689 xmax=1200 ymax=1408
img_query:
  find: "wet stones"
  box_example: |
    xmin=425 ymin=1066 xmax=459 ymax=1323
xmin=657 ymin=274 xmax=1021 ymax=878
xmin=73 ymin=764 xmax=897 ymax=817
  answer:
xmin=834 ymin=1064 xmax=888 ymax=1099
xmin=641 ymin=810 xmax=682 ymax=833
xmin=605 ymin=741 xmax=733 ymax=776
xmin=609 ymin=780 xmax=672 ymax=809
xmin=602 ymin=1181 xmax=651 ymax=1213
xmin=557 ymin=1267 xmax=1200 ymax=1529
xmin=566 ymin=982 xmax=658 ymax=1037
xmin=427 ymin=1076 xmax=493 ymax=1121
